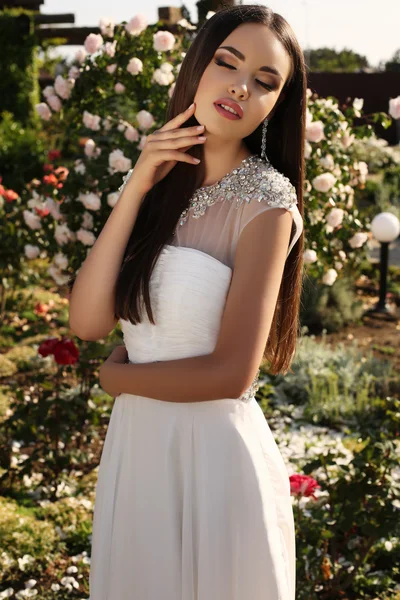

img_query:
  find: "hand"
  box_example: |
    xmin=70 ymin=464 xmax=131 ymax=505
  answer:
xmin=128 ymin=103 xmax=206 ymax=195
xmin=99 ymin=344 xmax=128 ymax=398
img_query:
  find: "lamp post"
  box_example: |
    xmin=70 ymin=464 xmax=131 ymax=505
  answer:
xmin=365 ymin=212 xmax=400 ymax=321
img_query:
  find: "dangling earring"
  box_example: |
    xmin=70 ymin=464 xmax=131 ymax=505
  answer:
xmin=261 ymin=118 xmax=268 ymax=160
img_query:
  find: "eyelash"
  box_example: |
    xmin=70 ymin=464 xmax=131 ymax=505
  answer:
xmin=215 ymin=58 xmax=274 ymax=91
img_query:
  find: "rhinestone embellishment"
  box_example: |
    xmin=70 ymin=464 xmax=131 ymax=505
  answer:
xmin=239 ymin=368 xmax=261 ymax=402
xmin=173 ymin=155 xmax=298 ymax=234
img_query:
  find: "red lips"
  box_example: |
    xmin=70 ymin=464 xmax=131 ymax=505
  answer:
xmin=213 ymin=98 xmax=243 ymax=119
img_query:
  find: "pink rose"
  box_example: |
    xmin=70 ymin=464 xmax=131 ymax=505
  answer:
xmin=109 ymin=149 xmax=132 ymax=173
xmin=84 ymin=33 xmax=104 ymax=54
xmin=23 ymin=209 xmax=42 ymax=230
xmin=322 ymin=269 xmax=338 ymax=286
xmin=349 ymin=232 xmax=368 ymax=249
xmin=24 ymin=244 xmax=40 ymax=259
xmin=389 ymin=95 xmax=400 ymax=120
xmin=77 ymin=228 xmax=96 ymax=247
xmin=83 ymin=110 xmax=101 ymax=131
xmin=48 ymin=265 xmax=70 ymax=286
xmin=47 ymin=95 xmax=62 ymax=112
xmin=68 ymin=66 xmax=80 ymax=80
xmin=312 ymin=173 xmax=337 ymax=193
xmin=125 ymin=14 xmax=148 ymax=36
xmin=124 ymin=125 xmax=139 ymax=142
xmin=104 ymin=41 xmax=117 ymax=57
xmin=54 ymin=224 xmax=72 ymax=246
xmin=107 ymin=192 xmax=120 ymax=208
xmin=54 ymin=252 xmax=68 ymax=270
xmin=99 ymin=17 xmax=115 ymax=37
xmin=127 ymin=57 xmax=143 ymax=75
xmin=44 ymin=197 xmax=62 ymax=220
xmin=82 ymin=211 xmax=94 ymax=229
xmin=303 ymin=249 xmax=317 ymax=264
xmin=35 ymin=103 xmax=52 ymax=121
xmin=75 ymin=48 xmax=87 ymax=63
xmin=341 ymin=132 xmax=355 ymax=149
xmin=54 ymin=75 xmax=74 ymax=100
xmin=136 ymin=110 xmax=155 ymax=131
xmin=289 ymin=474 xmax=320 ymax=500
xmin=153 ymin=30 xmax=175 ymax=52
xmin=43 ymin=85 xmax=55 ymax=99
xmin=114 ymin=83 xmax=126 ymax=94
xmin=138 ymin=135 xmax=147 ymax=151
xmin=106 ymin=64 xmax=117 ymax=74
xmin=306 ymin=120 xmax=325 ymax=143
xmin=84 ymin=139 xmax=101 ymax=158
xmin=326 ymin=208 xmax=344 ymax=229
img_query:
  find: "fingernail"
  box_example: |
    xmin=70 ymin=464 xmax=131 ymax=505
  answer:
xmin=193 ymin=158 xmax=200 ymax=163
xmin=188 ymin=103 xmax=195 ymax=110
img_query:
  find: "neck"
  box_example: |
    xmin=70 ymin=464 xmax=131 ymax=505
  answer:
xmin=200 ymin=135 xmax=252 ymax=187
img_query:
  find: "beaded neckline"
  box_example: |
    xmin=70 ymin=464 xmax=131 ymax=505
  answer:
xmin=195 ymin=154 xmax=266 ymax=194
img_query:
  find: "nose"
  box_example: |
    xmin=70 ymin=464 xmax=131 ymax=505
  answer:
xmin=228 ymin=82 xmax=249 ymax=101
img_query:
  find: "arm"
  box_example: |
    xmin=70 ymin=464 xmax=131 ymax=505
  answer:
xmin=99 ymin=207 xmax=294 ymax=402
xmin=69 ymin=172 xmax=146 ymax=341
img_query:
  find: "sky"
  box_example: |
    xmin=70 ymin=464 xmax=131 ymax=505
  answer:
xmin=43 ymin=0 xmax=399 ymax=68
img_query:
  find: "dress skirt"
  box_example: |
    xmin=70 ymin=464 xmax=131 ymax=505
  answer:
xmin=88 ymin=393 xmax=296 ymax=600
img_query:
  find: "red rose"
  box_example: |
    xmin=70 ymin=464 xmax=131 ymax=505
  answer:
xmin=53 ymin=338 xmax=79 ymax=365
xmin=289 ymin=474 xmax=320 ymax=500
xmin=48 ymin=149 xmax=61 ymax=161
xmin=38 ymin=337 xmax=59 ymax=357
xmin=43 ymin=163 xmax=54 ymax=173
xmin=0 ymin=184 xmax=5 ymax=196
xmin=34 ymin=302 xmax=50 ymax=316
xmin=34 ymin=206 xmax=50 ymax=217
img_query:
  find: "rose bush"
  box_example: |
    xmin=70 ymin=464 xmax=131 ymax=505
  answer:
xmin=11 ymin=12 xmax=395 ymax=290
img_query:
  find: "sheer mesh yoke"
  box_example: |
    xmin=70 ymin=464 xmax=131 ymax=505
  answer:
xmin=120 ymin=154 xmax=304 ymax=271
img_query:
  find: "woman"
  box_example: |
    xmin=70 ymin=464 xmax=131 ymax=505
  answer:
xmin=69 ymin=4 xmax=306 ymax=599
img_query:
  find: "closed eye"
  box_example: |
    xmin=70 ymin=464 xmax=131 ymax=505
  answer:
xmin=214 ymin=58 xmax=274 ymax=92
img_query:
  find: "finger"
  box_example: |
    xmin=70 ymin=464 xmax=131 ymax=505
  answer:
xmin=156 ymin=150 xmax=200 ymax=165
xmin=149 ymin=135 xmax=206 ymax=151
xmin=158 ymin=103 xmax=196 ymax=132
xmin=151 ymin=124 xmax=205 ymax=141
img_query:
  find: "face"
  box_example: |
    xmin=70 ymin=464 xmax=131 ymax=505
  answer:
xmin=193 ymin=22 xmax=292 ymax=140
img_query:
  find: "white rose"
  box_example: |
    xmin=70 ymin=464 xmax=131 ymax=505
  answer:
xmin=353 ymin=98 xmax=364 ymax=111
xmin=153 ymin=30 xmax=175 ymax=52
xmin=389 ymin=96 xmax=400 ymax=120
xmin=23 ymin=209 xmax=41 ymax=230
xmin=322 ymin=269 xmax=338 ymax=286
xmin=79 ymin=192 xmax=101 ymax=211
xmin=54 ymin=224 xmax=72 ymax=246
xmin=24 ymin=244 xmax=40 ymax=259
xmin=303 ymin=249 xmax=317 ymax=264
xmin=349 ymin=232 xmax=368 ymax=249
xmin=136 ymin=109 xmax=155 ymax=131
xmin=319 ymin=153 xmax=334 ymax=170
xmin=43 ymin=86 xmax=55 ymax=99
xmin=108 ymin=149 xmax=132 ymax=173
xmin=107 ymin=192 xmax=120 ymax=208
xmin=306 ymin=120 xmax=325 ymax=143
xmin=312 ymin=173 xmax=337 ymax=193
xmin=75 ymin=48 xmax=87 ymax=63
xmin=35 ymin=103 xmax=52 ymax=121
xmin=125 ymin=14 xmax=148 ymax=36
xmin=99 ymin=17 xmax=115 ymax=37
xmin=82 ymin=211 xmax=94 ymax=229
xmin=304 ymin=140 xmax=312 ymax=159
xmin=341 ymin=132 xmax=355 ymax=149
xmin=77 ymin=229 xmax=96 ymax=246
xmin=127 ymin=57 xmax=143 ymax=75
xmin=326 ymin=208 xmax=344 ymax=229
xmin=48 ymin=264 xmax=70 ymax=286
xmin=74 ymin=159 xmax=86 ymax=174
xmin=84 ymin=139 xmax=101 ymax=158
xmin=152 ymin=68 xmax=174 ymax=86
xmin=54 ymin=252 xmax=69 ymax=270
xmin=103 ymin=117 xmax=113 ymax=131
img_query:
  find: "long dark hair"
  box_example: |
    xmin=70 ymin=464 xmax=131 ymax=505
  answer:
xmin=107 ymin=5 xmax=306 ymax=374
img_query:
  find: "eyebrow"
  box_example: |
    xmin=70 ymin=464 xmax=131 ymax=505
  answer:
xmin=218 ymin=45 xmax=283 ymax=81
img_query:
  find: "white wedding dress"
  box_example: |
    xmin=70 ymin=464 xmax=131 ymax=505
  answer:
xmin=88 ymin=155 xmax=303 ymax=600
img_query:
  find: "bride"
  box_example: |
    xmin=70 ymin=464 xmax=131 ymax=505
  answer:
xmin=69 ymin=4 xmax=306 ymax=599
